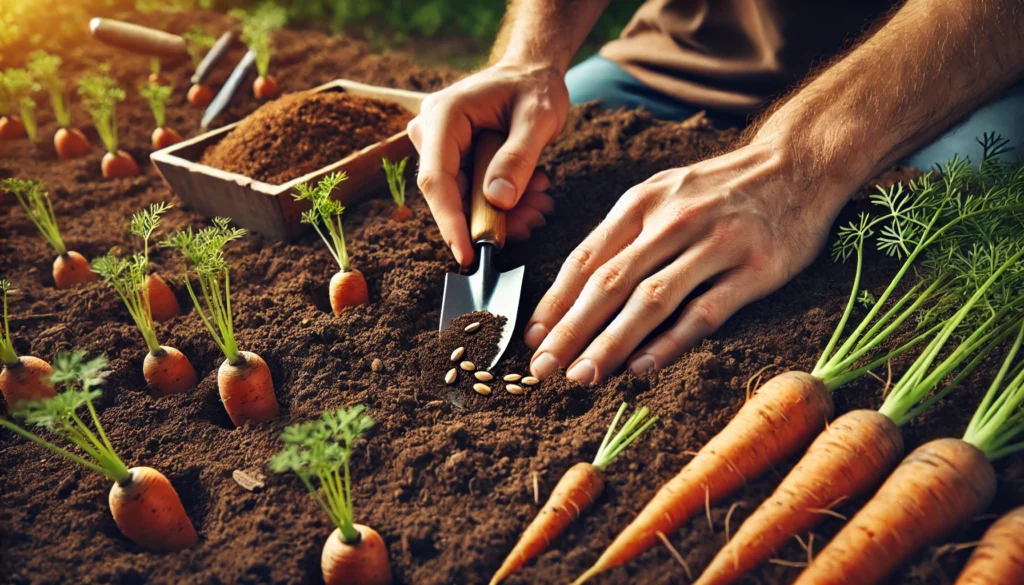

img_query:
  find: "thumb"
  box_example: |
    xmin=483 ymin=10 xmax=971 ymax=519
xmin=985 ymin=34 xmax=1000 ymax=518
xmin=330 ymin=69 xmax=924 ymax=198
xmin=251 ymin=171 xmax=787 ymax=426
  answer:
xmin=483 ymin=103 xmax=559 ymax=210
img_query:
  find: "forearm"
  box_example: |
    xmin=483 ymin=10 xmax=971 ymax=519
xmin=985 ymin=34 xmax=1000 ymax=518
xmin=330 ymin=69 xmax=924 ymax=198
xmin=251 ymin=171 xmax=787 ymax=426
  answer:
xmin=754 ymin=0 xmax=1024 ymax=199
xmin=489 ymin=0 xmax=612 ymax=72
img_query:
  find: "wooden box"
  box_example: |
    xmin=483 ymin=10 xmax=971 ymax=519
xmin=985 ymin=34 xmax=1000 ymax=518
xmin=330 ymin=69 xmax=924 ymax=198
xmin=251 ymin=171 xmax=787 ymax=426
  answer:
xmin=150 ymin=79 xmax=427 ymax=240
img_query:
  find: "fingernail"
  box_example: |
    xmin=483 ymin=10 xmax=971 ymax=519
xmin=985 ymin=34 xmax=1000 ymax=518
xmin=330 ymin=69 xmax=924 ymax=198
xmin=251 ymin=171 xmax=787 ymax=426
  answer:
xmin=524 ymin=323 xmax=548 ymax=348
xmin=531 ymin=352 xmax=559 ymax=379
xmin=487 ymin=177 xmax=517 ymax=208
xmin=630 ymin=355 xmax=656 ymax=375
xmin=566 ymin=359 xmax=596 ymax=384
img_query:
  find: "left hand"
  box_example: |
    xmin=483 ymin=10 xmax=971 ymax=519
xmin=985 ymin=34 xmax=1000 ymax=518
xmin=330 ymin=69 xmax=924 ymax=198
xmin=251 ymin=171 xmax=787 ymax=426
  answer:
xmin=524 ymin=140 xmax=851 ymax=383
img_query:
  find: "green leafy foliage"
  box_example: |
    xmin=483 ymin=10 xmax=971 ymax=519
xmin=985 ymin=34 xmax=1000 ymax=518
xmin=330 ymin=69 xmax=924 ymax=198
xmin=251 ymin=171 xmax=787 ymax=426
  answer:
xmin=1 ymin=178 xmax=66 ymax=255
xmin=27 ymin=51 xmax=70 ymax=128
xmin=0 ymin=279 xmax=18 ymax=365
xmin=2 ymin=68 xmax=39 ymax=141
xmin=591 ymin=403 xmax=657 ymax=471
xmin=964 ymin=318 xmax=1024 ymax=461
xmin=183 ymin=27 xmax=216 ymax=69
xmin=231 ymin=3 xmax=287 ymax=78
xmin=294 ymin=172 xmax=351 ymax=271
xmin=270 ymin=405 xmax=374 ymax=543
xmin=382 ymin=156 xmax=408 ymax=207
xmin=139 ymin=82 xmax=172 ymax=128
xmin=78 ymin=73 xmax=124 ymax=154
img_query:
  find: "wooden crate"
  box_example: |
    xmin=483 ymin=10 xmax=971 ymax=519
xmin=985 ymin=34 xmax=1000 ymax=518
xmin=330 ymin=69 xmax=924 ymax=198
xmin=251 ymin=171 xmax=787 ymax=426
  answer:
xmin=150 ymin=79 xmax=427 ymax=240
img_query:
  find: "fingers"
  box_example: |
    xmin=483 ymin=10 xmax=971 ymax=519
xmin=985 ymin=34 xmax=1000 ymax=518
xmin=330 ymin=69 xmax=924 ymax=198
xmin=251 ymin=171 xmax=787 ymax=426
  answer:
xmin=628 ymin=267 xmax=770 ymax=374
xmin=563 ymin=242 xmax=737 ymax=384
xmin=484 ymin=101 xmax=560 ymax=209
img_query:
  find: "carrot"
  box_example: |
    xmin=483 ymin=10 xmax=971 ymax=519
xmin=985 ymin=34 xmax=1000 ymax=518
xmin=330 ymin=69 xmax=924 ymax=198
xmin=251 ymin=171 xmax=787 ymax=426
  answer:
xmin=27 ymin=52 xmax=92 ymax=160
xmin=0 ymin=281 xmax=56 ymax=410
xmin=148 ymin=58 xmax=170 ymax=87
xmin=383 ymin=157 xmax=412 ymax=222
xmin=54 ymin=128 xmax=91 ymax=160
xmin=2 ymin=69 xmax=39 ymax=143
xmin=79 ymin=74 xmax=136 ymax=179
xmin=491 ymin=403 xmax=657 ymax=585
xmin=143 ymin=346 xmax=198 ymax=397
xmin=271 ymin=405 xmax=391 ymax=585
xmin=218 ymin=351 xmax=278 ymax=426
xmin=147 ymin=273 xmax=181 ymax=322
xmin=0 ymin=116 xmax=26 ymax=140
xmin=330 ymin=269 xmax=369 ymax=313
xmin=152 ymin=127 xmax=183 ymax=150
xmin=187 ymin=83 xmax=215 ymax=108
xmin=0 ymin=352 xmax=197 ymax=551
xmin=101 ymin=150 xmax=141 ymax=178
xmin=54 ymin=251 xmax=97 ymax=289
xmin=254 ymin=76 xmax=279 ymax=100
xmin=141 ymin=82 xmax=182 ymax=151
xmin=954 ymin=507 xmax=1024 ymax=585
xmin=392 ymin=205 xmax=412 ymax=222
xmin=232 ymin=4 xmax=286 ymax=100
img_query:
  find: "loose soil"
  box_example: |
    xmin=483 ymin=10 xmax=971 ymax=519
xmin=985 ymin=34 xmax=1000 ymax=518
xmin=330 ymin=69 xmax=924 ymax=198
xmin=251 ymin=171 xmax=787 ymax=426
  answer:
xmin=200 ymin=92 xmax=415 ymax=185
xmin=1 ymin=9 xmax=1022 ymax=585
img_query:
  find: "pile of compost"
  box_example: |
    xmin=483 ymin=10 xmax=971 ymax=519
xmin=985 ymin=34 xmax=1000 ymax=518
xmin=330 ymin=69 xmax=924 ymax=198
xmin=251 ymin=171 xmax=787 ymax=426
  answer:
xmin=200 ymin=91 xmax=415 ymax=185
xmin=1 ymin=9 xmax=1022 ymax=585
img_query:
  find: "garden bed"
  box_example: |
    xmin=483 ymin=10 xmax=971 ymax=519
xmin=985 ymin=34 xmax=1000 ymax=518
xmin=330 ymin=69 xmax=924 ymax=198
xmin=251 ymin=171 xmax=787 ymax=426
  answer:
xmin=1 ymin=9 xmax=1022 ymax=585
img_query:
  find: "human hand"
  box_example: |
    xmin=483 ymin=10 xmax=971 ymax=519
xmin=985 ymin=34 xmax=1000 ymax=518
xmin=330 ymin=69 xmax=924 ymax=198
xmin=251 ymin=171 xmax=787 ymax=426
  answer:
xmin=524 ymin=140 xmax=852 ymax=383
xmin=407 ymin=60 xmax=568 ymax=265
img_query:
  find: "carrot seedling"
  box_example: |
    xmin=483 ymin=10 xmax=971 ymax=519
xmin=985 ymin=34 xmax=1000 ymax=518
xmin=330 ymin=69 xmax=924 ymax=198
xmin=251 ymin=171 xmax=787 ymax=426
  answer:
xmin=1 ymin=178 xmax=96 ymax=289
xmin=270 ymin=405 xmax=392 ymax=585
xmin=148 ymin=57 xmax=169 ymax=86
xmin=183 ymin=27 xmax=216 ymax=108
xmin=78 ymin=73 xmax=138 ymax=178
xmin=294 ymin=172 xmax=369 ymax=313
xmin=382 ymin=157 xmax=412 ymax=221
xmin=140 ymin=82 xmax=182 ymax=150
xmin=0 ymin=71 xmax=27 ymax=140
xmin=131 ymin=202 xmax=182 ymax=323
xmin=0 ymin=280 xmax=56 ymax=409
xmin=27 ymin=51 xmax=91 ymax=159
xmin=231 ymin=3 xmax=287 ymax=100
xmin=491 ymin=403 xmax=657 ymax=585
xmin=2 ymin=69 xmax=39 ymax=142
xmin=162 ymin=218 xmax=279 ymax=426
xmin=0 ymin=351 xmax=197 ymax=551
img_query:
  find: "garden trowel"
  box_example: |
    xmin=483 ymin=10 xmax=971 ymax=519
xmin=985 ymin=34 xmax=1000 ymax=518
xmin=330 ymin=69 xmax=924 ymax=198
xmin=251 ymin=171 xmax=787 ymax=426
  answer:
xmin=439 ymin=131 xmax=524 ymax=370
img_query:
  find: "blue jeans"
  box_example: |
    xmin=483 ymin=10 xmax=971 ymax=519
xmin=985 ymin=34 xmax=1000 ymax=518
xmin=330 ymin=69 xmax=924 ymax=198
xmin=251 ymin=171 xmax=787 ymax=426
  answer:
xmin=566 ymin=55 xmax=1024 ymax=170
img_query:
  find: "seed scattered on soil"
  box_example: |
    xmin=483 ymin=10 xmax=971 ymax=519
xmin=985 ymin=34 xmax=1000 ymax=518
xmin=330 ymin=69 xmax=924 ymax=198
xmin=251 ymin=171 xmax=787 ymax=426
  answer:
xmin=474 ymin=371 xmax=494 ymax=382
xmin=460 ymin=361 xmax=475 ymax=371
xmin=506 ymin=384 xmax=524 ymax=395
xmin=522 ymin=376 xmax=540 ymax=386
xmin=445 ymin=368 xmax=457 ymax=385
xmin=370 ymin=358 xmax=383 ymax=372
xmin=472 ymin=383 xmax=492 ymax=396
xmin=232 ymin=469 xmax=266 ymax=492
xmin=450 ymin=347 xmax=465 ymax=361
xmin=503 ymin=374 xmax=522 ymax=382
xmin=464 ymin=322 xmax=481 ymax=333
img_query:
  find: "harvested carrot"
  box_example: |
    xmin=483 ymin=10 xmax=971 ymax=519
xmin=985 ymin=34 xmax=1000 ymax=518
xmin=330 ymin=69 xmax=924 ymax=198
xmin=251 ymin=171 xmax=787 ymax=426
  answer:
xmin=382 ymin=157 xmax=412 ymax=221
xmin=491 ymin=403 xmax=656 ymax=585
xmin=0 ymin=352 xmax=197 ymax=551
xmin=231 ymin=4 xmax=286 ymax=100
xmin=271 ymin=405 xmax=391 ymax=585
xmin=0 ymin=280 xmax=56 ymax=410
xmin=294 ymin=173 xmax=370 ymax=313
xmin=80 ymin=73 xmax=139 ymax=179
xmin=146 ymin=273 xmax=181 ymax=322
xmin=54 ymin=128 xmax=92 ymax=159
xmin=28 ymin=52 xmax=92 ymax=159
xmin=187 ymin=83 xmax=215 ymax=107
xmin=141 ymin=82 xmax=183 ymax=150
xmin=218 ymin=351 xmax=278 ymax=426
xmin=954 ymin=507 xmax=1024 ymax=585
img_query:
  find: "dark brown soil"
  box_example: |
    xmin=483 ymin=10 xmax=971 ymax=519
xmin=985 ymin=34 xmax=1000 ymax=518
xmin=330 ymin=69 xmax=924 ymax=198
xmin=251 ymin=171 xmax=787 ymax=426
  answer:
xmin=200 ymin=92 xmax=415 ymax=185
xmin=1 ymin=9 xmax=1022 ymax=585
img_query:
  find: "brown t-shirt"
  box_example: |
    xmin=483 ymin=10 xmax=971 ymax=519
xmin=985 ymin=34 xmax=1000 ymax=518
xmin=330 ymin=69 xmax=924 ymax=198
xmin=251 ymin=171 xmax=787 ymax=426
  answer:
xmin=601 ymin=0 xmax=896 ymax=114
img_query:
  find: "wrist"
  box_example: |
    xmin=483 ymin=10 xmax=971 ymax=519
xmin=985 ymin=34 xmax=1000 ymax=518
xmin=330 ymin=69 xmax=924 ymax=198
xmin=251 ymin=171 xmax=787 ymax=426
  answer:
xmin=495 ymin=47 xmax=572 ymax=76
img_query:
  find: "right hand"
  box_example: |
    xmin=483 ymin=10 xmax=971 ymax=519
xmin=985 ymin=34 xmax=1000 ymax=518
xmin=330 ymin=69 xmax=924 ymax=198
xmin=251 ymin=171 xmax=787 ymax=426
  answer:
xmin=407 ymin=60 xmax=569 ymax=265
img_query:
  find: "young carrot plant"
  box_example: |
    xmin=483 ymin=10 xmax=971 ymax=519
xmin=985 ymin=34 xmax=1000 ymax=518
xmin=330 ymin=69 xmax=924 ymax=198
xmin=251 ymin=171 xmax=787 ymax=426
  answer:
xmin=140 ymin=82 xmax=171 ymax=129
xmin=77 ymin=73 xmax=125 ymax=155
xmin=1 ymin=178 xmax=67 ymax=256
xmin=231 ymin=3 xmax=287 ymax=80
xmin=382 ymin=156 xmax=408 ymax=207
xmin=27 ymin=51 xmax=70 ymax=128
xmin=2 ymin=68 xmax=40 ymax=141
xmin=0 ymin=279 xmax=18 ymax=366
xmin=295 ymin=172 xmax=351 ymax=271
xmin=183 ymin=27 xmax=216 ymax=70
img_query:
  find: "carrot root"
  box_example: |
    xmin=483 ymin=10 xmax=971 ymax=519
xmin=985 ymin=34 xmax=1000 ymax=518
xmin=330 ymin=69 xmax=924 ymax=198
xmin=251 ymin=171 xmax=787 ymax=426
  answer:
xmin=491 ymin=462 xmax=605 ymax=585
xmin=793 ymin=438 xmax=996 ymax=585
xmin=218 ymin=351 xmax=279 ymax=427
xmin=574 ymin=371 xmax=832 ymax=584
xmin=53 ymin=251 xmax=98 ymax=290
xmin=146 ymin=273 xmax=181 ymax=322
xmin=54 ymin=128 xmax=91 ymax=160
xmin=148 ymin=73 xmax=170 ymax=86
xmin=954 ymin=506 xmax=1024 ymax=585
xmin=330 ymin=269 xmax=369 ymax=314
xmin=101 ymin=150 xmax=140 ymax=179
xmin=253 ymin=76 xmax=279 ymax=100
xmin=322 ymin=525 xmax=393 ymax=585
xmin=391 ymin=205 xmax=413 ymax=222
xmin=152 ymin=127 xmax=183 ymax=150
xmin=187 ymin=84 xmax=215 ymax=108
xmin=0 ymin=356 xmax=56 ymax=411
xmin=0 ymin=116 xmax=26 ymax=140
xmin=144 ymin=346 xmax=198 ymax=397
xmin=108 ymin=466 xmax=198 ymax=552
xmin=695 ymin=409 xmax=904 ymax=585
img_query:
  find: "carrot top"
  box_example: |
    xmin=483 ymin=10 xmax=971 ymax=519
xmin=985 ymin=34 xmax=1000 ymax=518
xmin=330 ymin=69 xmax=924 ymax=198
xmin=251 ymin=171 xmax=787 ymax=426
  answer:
xmin=382 ymin=157 xmax=409 ymax=207
xmin=592 ymin=403 xmax=657 ymax=471
xmin=294 ymin=172 xmax=353 ymax=272
xmin=270 ymin=405 xmax=375 ymax=545
xmin=162 ymin=218 xmax=247 ymax=365
xmin=0 ymin=351 xmax=132 ymax=485
xmin=230 ymin=3 xmax=287 ymax=79
xmin=0 ymin=280 xmax=18 ymax=366
xmin=139 ymin=82 xmax=172 ymax=129
xmin=77 ymin=73 xmax=124 ymax=154
xmin=2 ymin=68 xmax=39 ymax=141
xmin=963 ymin=318 xmax=1024 ymax=461
xmin=1 ymin=178 xmax=67 ymax=256
xmin=27 ymin=51 xmax=71 ymax=129
xmin=183 ymin=27 xmax=216 ymax=70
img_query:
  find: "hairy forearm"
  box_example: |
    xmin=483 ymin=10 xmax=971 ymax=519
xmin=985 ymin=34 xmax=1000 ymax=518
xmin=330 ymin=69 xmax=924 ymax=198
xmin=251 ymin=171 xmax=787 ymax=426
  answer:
xmin=489 ymin=0 xmax=612 ymax=72
xmin=754 ymin=0 xmax=1024 ymax=197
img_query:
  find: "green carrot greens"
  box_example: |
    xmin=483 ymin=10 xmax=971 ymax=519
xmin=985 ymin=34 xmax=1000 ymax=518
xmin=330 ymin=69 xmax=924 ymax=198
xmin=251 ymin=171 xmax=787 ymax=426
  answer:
xmin=1 ymin=178 xmax=67 ymax=256
xmin=0 ymin=280 xmax=19 ymax=366
xmin=78 ymin=73 xmax=125 ymax=154
xmin=963 ymin=317 xmax=1024 ymax=461
xmin=593 ymin=403 xmax=658 ymax=471
xmin=2 ymin=68 xmax=39 ymax=141
xmin=26 ymin=51 xmax=70 ymax=128
xmin=140 ymin=82 xmax=172 ymax=129
xmin=230 ymin=3 xmax=287 ymax=79
xmin=183 ymin=27 xmax=216 ymax=70
xmin=293 ymin=172 xmax=352 ymax=272
xmin=270 ymin=405 xmax=375 ymax=545
xmin=382 ymin=156 xmax=409 ymax=207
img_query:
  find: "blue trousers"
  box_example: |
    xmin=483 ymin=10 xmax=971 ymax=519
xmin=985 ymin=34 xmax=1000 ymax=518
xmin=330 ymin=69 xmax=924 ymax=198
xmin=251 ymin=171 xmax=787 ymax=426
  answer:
xmin=566 ymin=55 xmax=1024 ymax=170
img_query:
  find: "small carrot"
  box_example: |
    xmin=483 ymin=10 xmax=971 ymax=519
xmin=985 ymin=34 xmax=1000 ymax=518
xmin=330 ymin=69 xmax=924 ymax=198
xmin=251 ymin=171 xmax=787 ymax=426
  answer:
xmin=231 ymin=4 xmax=286 ymax=100
xmin=101 ymin=151 xmax=141 ymax=178
xmin=0 ymin=115 xmax=26 ymax=140
xmin=147 ymin=58 xmax=170 ymax=87
xmin=54 ymin=128 xmax=92 ymax=160
xmin=141 ymin=82 xmax=183 ymax=150
xmin=2 ymin=178 xmax=97 ymax=289
xmin=146 ymin=273 xmax=181 ymax=322
xmin=954 ymin=506 xmax=1024 ymax=585
xmin=187 ymin=83 xmax=215 ymax=108
xmin=0 ymin=280 xmax=56 ymax=410
xmin=27 ymin=52 xmax=92 ymax=159
xmin=143 ymin=346 xmax=198 ymax=397
xmin=382 ymin=157 xmax=412 ymax=222
xmin=218 ymin=351 xmax=277 ymax=426
xmin=0 ymin=351 xmax=197 ymax=551
xmin=270 ymin=405 xmax=391 ymax=585
xmin=490 ymin=403 xmax=657 ymax=585
xmin=254 ymin=76 xmax=279 ymax=100
xmin=294 ymin=173 xmax=369 ymax=313
xmin=79 ymin=73 xmax=139 ymax=179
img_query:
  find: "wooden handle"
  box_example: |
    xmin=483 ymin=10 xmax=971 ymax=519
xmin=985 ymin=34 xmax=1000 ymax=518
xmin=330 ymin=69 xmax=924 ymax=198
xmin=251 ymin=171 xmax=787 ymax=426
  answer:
xmin=89 ymin=18 xmax=188 ymax=60
xmin=470 ymin=131 xmax=507 ymax=248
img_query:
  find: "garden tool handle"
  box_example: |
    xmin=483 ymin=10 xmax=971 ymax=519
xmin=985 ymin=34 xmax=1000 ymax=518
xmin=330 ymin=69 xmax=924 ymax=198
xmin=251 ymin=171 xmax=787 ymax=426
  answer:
xmin=470 ymin=131 xmax=508 ymax=249
xmin=89 ymin=18 xmax=189 ymax=61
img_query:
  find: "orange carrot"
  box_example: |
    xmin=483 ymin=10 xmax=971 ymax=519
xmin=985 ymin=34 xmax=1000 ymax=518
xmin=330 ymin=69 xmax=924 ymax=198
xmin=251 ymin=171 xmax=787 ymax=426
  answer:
xmin=330 ymin=269 xmax=369 ymax=313
xmin=322 ymin=525 xmax=393 ymax=585
xmin=391 ymin=205 xmax=413 ymax=222
xmin=151 ymin=127 xmax=183 ymax=150
xmin=187 ymin=84 xmax=215 ymax=108
xmin=101 ymin=150 xmax=140 ymax=178
xmin=148 ymin=73 xmax=170 ymax=86
xmin=109 ymin=466 xmax=198 ymax=551
xmin=573 ymin=372 xmax=831 ymax=584
xmin=792 ymin=438 xmax=996 ymax=585
xmin=143 ymin=346 xmax=198 ymax=397
xmin=254 ymin=76 xmax=279 ymax=100
xmin=218 ymin=351 xmax=279 ymax=426
xmin=146 ymin=273 xmax=181 ymax=322
xmin=1 ymin=356 xmax=56 ymax=411
xmin=954 ymin=506 xmax=1024 ymax=585
xmin=53 ymin=251 xmax=98 ymax=289
xmin=694 ymin=409 xmax=903 ymax=585
xmin=0 ymin=116 xmax=26 ymax=140
xmin=54 ymin=127 xmax=91 ymax=159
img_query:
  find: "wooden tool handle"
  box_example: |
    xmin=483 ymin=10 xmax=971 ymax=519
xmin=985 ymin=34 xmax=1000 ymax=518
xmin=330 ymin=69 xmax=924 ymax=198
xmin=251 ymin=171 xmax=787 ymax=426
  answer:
xmin=89 ymin=18 xmax=188 ymax=60
xmin=470 ymin=131 xmax=507 ymax=249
